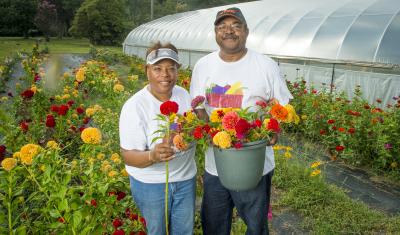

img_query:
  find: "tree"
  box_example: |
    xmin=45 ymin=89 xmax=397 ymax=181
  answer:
xmin=34 ymin=0 xmax=58 ymax=41
xmin=53 ymin=0 xmax=84 ymax=37
xmin=69 ymin=0 xmax=126 ymax=45
xmin=0 ymin=0 xmax=38 ymax=37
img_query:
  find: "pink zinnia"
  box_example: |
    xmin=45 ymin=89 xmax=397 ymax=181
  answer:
xmin=191 ymin=96 xmax=205 ymax=109
xmin=222 ymin=111 xmax=240 ymax=130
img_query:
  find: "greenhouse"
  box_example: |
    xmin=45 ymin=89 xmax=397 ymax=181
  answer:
xmin=123 ymin=0 xmax=400 ymax=105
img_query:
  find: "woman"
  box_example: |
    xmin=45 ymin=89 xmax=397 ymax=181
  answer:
xmin=119 ymin=42 xmax=196 ymax=235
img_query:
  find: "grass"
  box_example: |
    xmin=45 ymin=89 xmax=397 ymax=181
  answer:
xmin=0 ymin=37 xmax=122 ymax=60
xmin=273 ymin=149 xmax=400 ymax=234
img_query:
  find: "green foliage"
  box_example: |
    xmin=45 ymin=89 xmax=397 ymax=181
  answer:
xmin=0 ymin=0 xmax=38 ymax=37
xmin=285 ymin=79 xmax=400 ymax=173
xmin=69 ymin=0 xmax=127 ymax=45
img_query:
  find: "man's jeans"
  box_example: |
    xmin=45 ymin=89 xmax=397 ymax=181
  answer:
xmin=201 ymin=170 xmax=273 ymax=235
xmin=129 ymin=176 xmax=196 ymax=235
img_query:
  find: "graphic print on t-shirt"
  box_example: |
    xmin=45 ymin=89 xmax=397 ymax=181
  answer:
xmin=205 ymin=82 xmax=244 ymax=108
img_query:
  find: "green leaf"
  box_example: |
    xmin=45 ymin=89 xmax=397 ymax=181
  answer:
xmin=58 ymin=199 xmax=68 ymax=212
xmin=0 ymin=210 xmax=5 ymax=224
xmin=49 ymin=209 xmax=61 ymax=218
xmin=15 ymin=225 xmax=26 ymax=235
xmin=73 ymin=210 xmax=82 ymax=228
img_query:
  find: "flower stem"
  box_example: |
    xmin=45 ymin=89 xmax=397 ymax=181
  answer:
xmin=7 ymin=172 xmax=13 ymax=235
xmin=165 ymin=124 xmax=170 ymax=235
xmin=165 ymin=161 xmax=169 ymax=235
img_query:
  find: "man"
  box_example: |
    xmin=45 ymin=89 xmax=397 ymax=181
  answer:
xmin=190 ymin=7 xmax=293 ymax=235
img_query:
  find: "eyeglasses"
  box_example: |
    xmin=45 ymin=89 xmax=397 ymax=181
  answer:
xmin=215 ymin=23 xmax=243 ymax=33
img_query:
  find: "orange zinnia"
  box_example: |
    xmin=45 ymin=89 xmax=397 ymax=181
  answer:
xmin=270 ymin=103 xmax=288 ymax=121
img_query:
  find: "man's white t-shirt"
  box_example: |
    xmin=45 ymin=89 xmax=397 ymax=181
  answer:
xmin=119 ymin=85 xmax=197 ymax=183
xmin=190 ymin=49 xmax=293 ymax=176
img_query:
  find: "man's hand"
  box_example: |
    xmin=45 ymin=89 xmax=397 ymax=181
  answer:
xmin=267 ymin=133 xmax=278 ymax=146
xmin=194 ymin=108 xmax=209 ymax=122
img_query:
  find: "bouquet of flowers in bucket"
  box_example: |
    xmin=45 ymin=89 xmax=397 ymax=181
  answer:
xmin=206 ymin=98 xmax=299 ymax=149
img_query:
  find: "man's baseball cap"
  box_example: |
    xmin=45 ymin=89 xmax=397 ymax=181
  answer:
xmin=214 ymin=7 xmax=247 ymax=25
xmin=146 ymin=48 xmax=179 ymax=65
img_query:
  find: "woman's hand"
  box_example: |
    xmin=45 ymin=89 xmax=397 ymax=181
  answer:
xmin=150 ymin=139 xmax=175 ymax=163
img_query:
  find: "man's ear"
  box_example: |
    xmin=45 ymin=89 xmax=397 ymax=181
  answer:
xmin=177 ymin=63 xmax=181 ymax=69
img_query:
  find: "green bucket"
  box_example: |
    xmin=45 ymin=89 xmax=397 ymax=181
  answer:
xmin=213 ymin=140 xmax=267 ymax=191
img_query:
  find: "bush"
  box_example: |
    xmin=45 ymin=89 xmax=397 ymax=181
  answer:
xmin=69 ymin=0 xmax=126 ymax=45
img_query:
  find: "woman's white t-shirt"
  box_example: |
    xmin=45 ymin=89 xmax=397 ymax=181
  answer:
xmin=190 ymin=49 xmax=293 ymax=176
xmin=119 ymin=85 xmax=197 ymax=183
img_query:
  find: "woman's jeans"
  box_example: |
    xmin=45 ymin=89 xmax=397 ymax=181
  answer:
xmin=129 ymin=176 xmax=196 ymax=235
xmin=201 ymin=170 xmax=273 ymax=235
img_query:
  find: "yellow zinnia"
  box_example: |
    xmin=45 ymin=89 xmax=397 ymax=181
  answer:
xmin=13 ymin=152 xmax=20 ymax=159
xmin=108 ymin=170 xmax=118 ymax=177
xmin=1 ymin=158 xmax=17 ymax=171
xmin=310 ymin=169 xmax=321 ymax=177
xmin=76 ymin=67 xmax=85 ymax=82
xmin=46 ymin=140 xmax=59 ymax=150
xmin=113 ymin=84 xmax=124 ymax=92
xmin=310 ymin=161 xmax=322 ymax=168
xmin=284 ymin=104 xmax=300 ymax=124
xmin=97 ymin=153 xmax=105 ymax=160
xmin=284 ymin=151 xmax=292 ymax=159
xmin=210 ymin=109 xmax=224 ymax=123
xmin=184 ymin=110 xmax=196 ymax=123
xmin=121 ymin=168 xmax=128 ymax=177
xmin=111 ymin=153 xmax=121 ymax=164
xmin=212 ymin=131 xmax=232 ymax=149
xmin=85 ymin=107 xmax=96 ymax=117
xmin=20 ymin=144 xmax=41 ymax=165
xmin=81 ymin=127 xmax=102 ymax=144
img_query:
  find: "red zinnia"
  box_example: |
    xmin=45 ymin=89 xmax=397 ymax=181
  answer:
xmin=90 ymin=199 xmax=97 ymax=207
xmin=254 ymin=119 xmax=262 ymax=128
xmin=76 ymin=107 xmax=84 ymax=114
xmin=348 ymin=128 xmax=355 ymax=134
xmin=58 ymin=217 xmax=65 ymax=223
xmin=34 ymin=73 xmax=40 ymax=82
xmin=46 ymin=114 xmax=56 ymax=128
xmin=21 ymin=89 xmax=34 ymax=99
xmin=327 ymin=119 xmax=335 ymax=124
xmin=113 ymin=218 xmax=123 ymax=228
xmin=234 ymin=142 xmax=243 ymax=149
xmin=160 ymin=101 xmax=179 ymax=115
xmin=67 ymin=100 xmax=75 ymax=107
xmin=140 ymin=217 xmax=146 ymax=227
xmin=83 ymin=117 xmax=90 ymax=124
xmin=193 ymin=126 xmax=203 ymax=139
xmin=335 ymin=145 xmax=345 ymax=151
xmin=266 ymin=118 xmax=280 ymax=133
xmin=58 ymin=105 xmax=69 ymax=116
xmin=50 ymin=105 xmax=59 ymax=113
xmin=129 ymin=213 xmax=138 ymax=221
xmin=235 ymin=119 xmax=251 ymax=138
xmin=113 ymin=230 xmax=125 ymax=235
xmin=20 ymin=121 xmax=29 ymax=132
xmin=202 ymin=124 xmax=211 ymax=133
xmin=319 ymin=129 xmax=326 ymax=135
xmin=117 ymin=191 xmax=126 ymax=201
xmin=338 ymin=127 xmax=346 ymax=132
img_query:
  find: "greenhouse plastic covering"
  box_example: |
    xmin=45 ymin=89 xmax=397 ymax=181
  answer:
xmin=123 ymin=0 xmax=400 ymax=105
